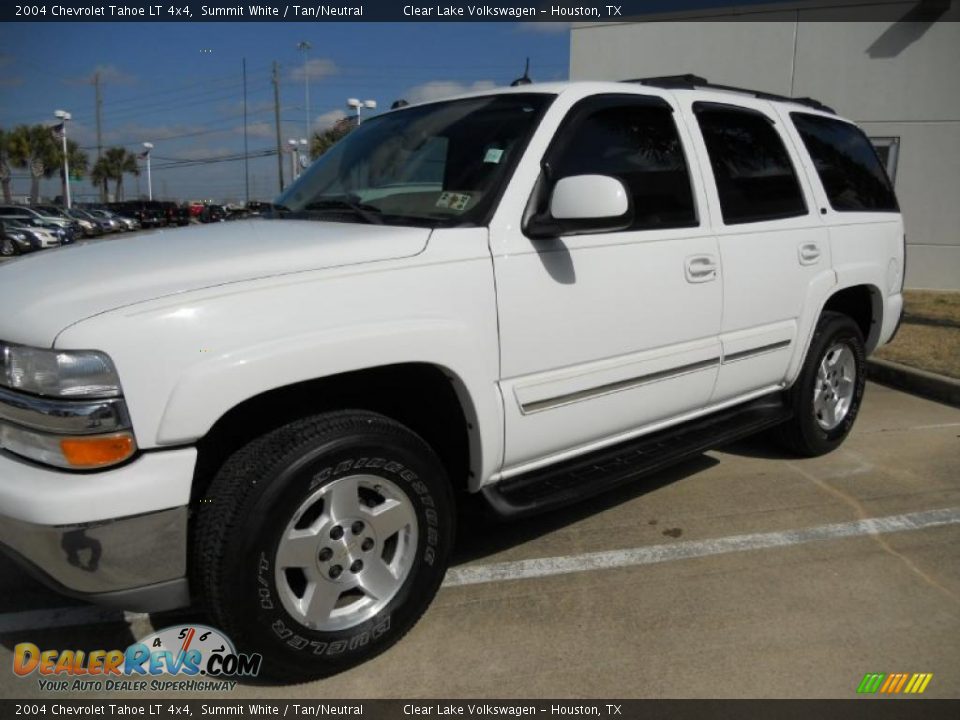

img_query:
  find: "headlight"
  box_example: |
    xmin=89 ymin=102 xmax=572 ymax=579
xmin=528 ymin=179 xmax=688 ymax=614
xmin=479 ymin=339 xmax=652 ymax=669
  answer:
xmin=0 ymin=341 xmax=122 ymax=398
xmin=0 ymin=342 xmax=136 ymax=469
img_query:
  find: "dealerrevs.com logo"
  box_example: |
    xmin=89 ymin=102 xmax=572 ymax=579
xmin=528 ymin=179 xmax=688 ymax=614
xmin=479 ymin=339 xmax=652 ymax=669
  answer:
xmin=13 ymin=624 xmax=262 ymax=693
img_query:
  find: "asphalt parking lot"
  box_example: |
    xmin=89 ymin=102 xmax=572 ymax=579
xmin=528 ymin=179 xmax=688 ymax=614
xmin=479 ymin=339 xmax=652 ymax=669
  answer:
xmin=1 ymin=382 xmax=958 ymax=700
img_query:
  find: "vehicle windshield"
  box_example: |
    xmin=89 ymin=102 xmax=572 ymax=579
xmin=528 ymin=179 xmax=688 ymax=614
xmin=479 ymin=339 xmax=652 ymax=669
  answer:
xmin=272 ymin=93 xmax=554 ymax=228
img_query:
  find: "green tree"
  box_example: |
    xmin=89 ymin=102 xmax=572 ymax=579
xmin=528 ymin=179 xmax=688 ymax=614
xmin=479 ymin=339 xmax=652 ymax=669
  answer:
xmin=309 ymin=117 xmax=355 ymax=160
xmin=90 ymin=156 xmax=112 ymax=200
xmin=100 ymin=146 xmax=140 ymax=201
xmin=0 ymin=128 xmax=12 ymax=203
xmin=7 ymin=124 xmax=59 ymax=203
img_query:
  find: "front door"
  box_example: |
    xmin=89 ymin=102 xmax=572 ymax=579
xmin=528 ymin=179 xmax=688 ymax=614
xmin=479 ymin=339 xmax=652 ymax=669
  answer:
xmin=491 ymin=93 xmax=723 ymax=475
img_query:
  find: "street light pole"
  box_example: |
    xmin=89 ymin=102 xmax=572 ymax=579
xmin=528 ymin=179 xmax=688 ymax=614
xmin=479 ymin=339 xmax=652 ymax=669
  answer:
xmin=287 ymin=139 xmax=298 ymax=182
xmin=347 ymin=98 xmax=377 ymax=126
xmin=54 ymin=110 xmax=72 ymax=208
xmin=143 ymin=142 xmax=154 ymax=200
xmin=297 ymin=41 xmax=312 ymax=141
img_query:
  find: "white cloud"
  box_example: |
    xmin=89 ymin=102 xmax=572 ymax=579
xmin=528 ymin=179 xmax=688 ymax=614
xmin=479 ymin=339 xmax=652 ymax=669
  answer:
xmin=313 ymin=109 xmax=346 ymax=131
xmin=244 ymin=121 xmax=275 ymax=139
xmin=290 ymin=58 xmax=338 ymax=82
xmin=402 ymin=80 xmax=498 ymax=105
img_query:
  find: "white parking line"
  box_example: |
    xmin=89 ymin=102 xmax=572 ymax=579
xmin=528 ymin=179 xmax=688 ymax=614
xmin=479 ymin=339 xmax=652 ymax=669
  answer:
xmin=1 ymin=507 xmax=958 ymax=634
xmin=442 ymin=506 xmax=960 ymax=587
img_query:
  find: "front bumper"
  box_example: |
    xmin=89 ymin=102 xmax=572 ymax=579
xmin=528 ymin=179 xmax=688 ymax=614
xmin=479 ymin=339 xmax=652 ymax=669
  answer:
xmin=0 ymin=507 xmax=190 ymax=612
xmin=0 ymin=446 xmax=197 ymax=611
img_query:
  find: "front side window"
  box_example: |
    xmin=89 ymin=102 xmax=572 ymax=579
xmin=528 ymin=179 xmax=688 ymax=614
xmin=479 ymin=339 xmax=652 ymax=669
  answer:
xmin=547 ymin=100 xmax=698 ymax=231
xmin=274 ymin=93 xmax=554 ymax=228
xmin=695 ymin=103 xmax=807 ymax=224
xmin=792 ymin=113 xmax=898 ymax=212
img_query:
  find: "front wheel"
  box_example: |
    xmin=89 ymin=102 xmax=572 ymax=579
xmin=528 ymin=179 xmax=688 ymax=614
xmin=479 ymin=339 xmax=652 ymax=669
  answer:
xmin=776 ymin=311 xmax=866 ymax=456
xmin=192 ymin=410 xmax=454 ymax=682
xmin=0 ymin=237 xmax=17 ymax=256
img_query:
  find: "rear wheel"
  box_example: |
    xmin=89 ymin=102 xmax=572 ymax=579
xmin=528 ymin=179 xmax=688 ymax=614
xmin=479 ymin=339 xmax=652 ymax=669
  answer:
xmin=192 ymin=410 xmax=454 ymax=681
xmin=776 ymin=311 xmax=866 ymax=456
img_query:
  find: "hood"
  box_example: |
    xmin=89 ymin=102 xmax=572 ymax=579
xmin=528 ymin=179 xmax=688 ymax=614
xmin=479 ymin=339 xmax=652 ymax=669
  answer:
xmin=0 ymin=219 xmax=429 ymax=346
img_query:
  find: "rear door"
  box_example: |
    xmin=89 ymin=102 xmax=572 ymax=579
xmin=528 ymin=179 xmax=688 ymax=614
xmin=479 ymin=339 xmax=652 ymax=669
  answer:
xmin=680 ymin=97 xmax=833 ymax=403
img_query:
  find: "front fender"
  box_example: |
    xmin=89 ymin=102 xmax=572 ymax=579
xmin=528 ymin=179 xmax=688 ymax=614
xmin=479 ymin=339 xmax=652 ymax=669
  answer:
xmin=54 ymin=229 xmax=503 ymax=488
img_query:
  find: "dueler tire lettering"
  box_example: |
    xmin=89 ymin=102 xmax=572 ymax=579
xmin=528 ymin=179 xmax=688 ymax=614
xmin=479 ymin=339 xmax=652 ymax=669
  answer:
xmin=192 ymin=410 xmax=454 ymax=682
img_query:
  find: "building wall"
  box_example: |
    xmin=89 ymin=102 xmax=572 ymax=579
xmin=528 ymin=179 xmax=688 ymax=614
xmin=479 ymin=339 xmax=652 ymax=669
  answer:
xmin=570 ymin=4 xmax=960 ymax=289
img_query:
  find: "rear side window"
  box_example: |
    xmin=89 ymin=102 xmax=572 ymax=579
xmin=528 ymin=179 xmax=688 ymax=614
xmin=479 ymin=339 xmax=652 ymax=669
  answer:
xmin=549 ymin=102 xmax=698 ymax=231
xmin=791 ymin=113 xmax=898 ymax=212
xmin=694 ymin=103 xmax=807 ymax=224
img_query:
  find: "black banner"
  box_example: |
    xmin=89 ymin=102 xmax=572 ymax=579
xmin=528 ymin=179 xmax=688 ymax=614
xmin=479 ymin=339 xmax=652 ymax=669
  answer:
xmin=3 ymin=700 xmax=960 ymax=720
xmin=2 ymin=0 xmax=955 ymax=23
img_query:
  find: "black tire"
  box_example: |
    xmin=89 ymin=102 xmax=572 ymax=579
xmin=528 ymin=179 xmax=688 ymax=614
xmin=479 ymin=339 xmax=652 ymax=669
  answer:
xmin=192 ymin=410 xmax=454 ymax=682
xmin=0 ymin=237 xmax=17 ymax=257
xmin=776 ymin=311 xmax=866 ymax=457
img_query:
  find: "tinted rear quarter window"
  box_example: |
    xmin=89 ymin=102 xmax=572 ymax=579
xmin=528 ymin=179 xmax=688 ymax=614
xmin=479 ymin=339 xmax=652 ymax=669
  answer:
xmin=791 ymin=112 xmax=898 ymax=212
xmin=694 ymin=103 xmax=807 ymax=224
xmin=550 ymin=101 xmax=698 ymax=231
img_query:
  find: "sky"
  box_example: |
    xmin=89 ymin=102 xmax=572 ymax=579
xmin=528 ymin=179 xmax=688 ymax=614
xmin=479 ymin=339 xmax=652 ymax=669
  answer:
xmin=0 ymin=22 xmax=571 ymax=203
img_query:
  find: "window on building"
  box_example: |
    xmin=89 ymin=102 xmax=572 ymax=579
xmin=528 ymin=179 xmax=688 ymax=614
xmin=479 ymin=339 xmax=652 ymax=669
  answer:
xmin=549 ymin=102 xmax=698 ymax=231
xmin=694 ymin=103 xmax=807 ymax=224
xmin=791 ymin=113 xmax=898 ymax=212
xmin=869 ymin=136 xmax=900 ymax=187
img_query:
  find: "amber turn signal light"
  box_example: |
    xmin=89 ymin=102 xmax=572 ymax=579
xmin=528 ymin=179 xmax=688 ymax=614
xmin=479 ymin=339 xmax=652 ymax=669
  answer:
xmin=59 ymin=433 xmax=136 ymax=469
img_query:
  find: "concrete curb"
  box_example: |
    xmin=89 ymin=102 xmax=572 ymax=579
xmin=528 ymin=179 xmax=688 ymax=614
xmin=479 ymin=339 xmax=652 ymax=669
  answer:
xmin=867 ymin=357 xmax=960 ymax=408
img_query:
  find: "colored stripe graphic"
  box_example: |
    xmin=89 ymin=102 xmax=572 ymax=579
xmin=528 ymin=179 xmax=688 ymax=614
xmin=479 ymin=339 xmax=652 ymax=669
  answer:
xmin=856 ymin=672 xmax=933 ymax=694
xmin=857 ymin=673 xmax=885 ymax=693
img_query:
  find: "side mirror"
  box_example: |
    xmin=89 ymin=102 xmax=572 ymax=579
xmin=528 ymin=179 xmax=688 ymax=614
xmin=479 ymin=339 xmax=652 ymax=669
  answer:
xmin=526 ymin=175 xmax=632 ymax=239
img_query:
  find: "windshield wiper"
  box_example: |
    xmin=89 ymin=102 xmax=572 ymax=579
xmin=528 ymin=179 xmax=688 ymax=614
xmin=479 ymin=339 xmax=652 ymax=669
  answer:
xmin=302 ymin=196 xmax=384 ymax=224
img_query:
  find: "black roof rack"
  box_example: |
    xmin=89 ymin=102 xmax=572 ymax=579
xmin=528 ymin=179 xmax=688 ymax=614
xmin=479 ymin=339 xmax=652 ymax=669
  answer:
xmin=623 ymin=73 xmax=836 ymax=114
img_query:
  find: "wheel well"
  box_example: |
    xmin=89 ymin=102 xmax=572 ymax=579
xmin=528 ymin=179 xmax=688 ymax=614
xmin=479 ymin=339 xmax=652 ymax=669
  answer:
xmin=822 ymin=285 xmax=881 ymax=350
xmin=191 ymin=363 xmax=472 ymax=505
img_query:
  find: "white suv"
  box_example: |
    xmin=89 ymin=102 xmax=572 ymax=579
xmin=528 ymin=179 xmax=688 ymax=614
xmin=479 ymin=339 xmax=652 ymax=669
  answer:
xmin=0 ymin=77 xmax=903 ymax=680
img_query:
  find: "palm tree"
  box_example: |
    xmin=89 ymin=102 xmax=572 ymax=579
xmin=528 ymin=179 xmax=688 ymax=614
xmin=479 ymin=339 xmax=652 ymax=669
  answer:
xmin=91 ymin=156 xmax=112 ymax=200
xmin=55 ymin=139 xmax=89 ymax=204
xmin=101 ymin=147 xmax=140 ymax=201
xmin=7 ymin=124 xmax=59 ymax=203
xmin=0 ymin=129 xmax=12 ymax=203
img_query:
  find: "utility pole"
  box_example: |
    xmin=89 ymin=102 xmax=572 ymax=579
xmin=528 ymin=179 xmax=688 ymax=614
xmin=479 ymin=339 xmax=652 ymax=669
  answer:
xmin=94 ymin=71 xmax=104 ymax=201
xmin=243 ymin=57 xmax=250 ymax=204
xmin=272 ymin=61 xmax=284 ymax=192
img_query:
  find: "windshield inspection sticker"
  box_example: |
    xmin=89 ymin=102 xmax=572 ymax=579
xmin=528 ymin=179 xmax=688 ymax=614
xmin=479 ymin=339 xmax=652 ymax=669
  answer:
xmin=436 ymin=192 xmax=472 ymax=211
xmin=484 ymin=148 xmax=504 ymax=164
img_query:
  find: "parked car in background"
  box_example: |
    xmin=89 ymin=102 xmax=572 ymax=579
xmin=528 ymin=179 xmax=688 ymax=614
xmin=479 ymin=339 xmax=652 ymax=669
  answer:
xmin=35 ymin=205 xmax=101 ymax=238
xmin=87 ymin=209 xmax=122 ymax=233
xmin=245 ymin=201 xmax=272 ymax=216
xmin=0 ymin=220 xmax=41 ymax=256
xmin=159 ymin=201 xmax=190 ymax=227
xmin=87 ymin=208 xmax=132 ymax=233
xmin=198 ymin=204 xmax=226 ymax=223
xmin=0 ymin=205 xmax=78 ymax=242
xmin=109 ymin=201 xmax=164 ymax=228
xmin=65 ymin=208 xmax=109 ymax=236
xmin=2 ymin=219 xmax=60 ymax=248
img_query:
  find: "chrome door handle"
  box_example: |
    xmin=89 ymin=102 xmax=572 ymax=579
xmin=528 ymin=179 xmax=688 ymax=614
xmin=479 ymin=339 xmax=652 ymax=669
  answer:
xmin=685 ymin=255 xmax=718 ymax=283
xmin=798 ymin=242 xmax=821 ymax=265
